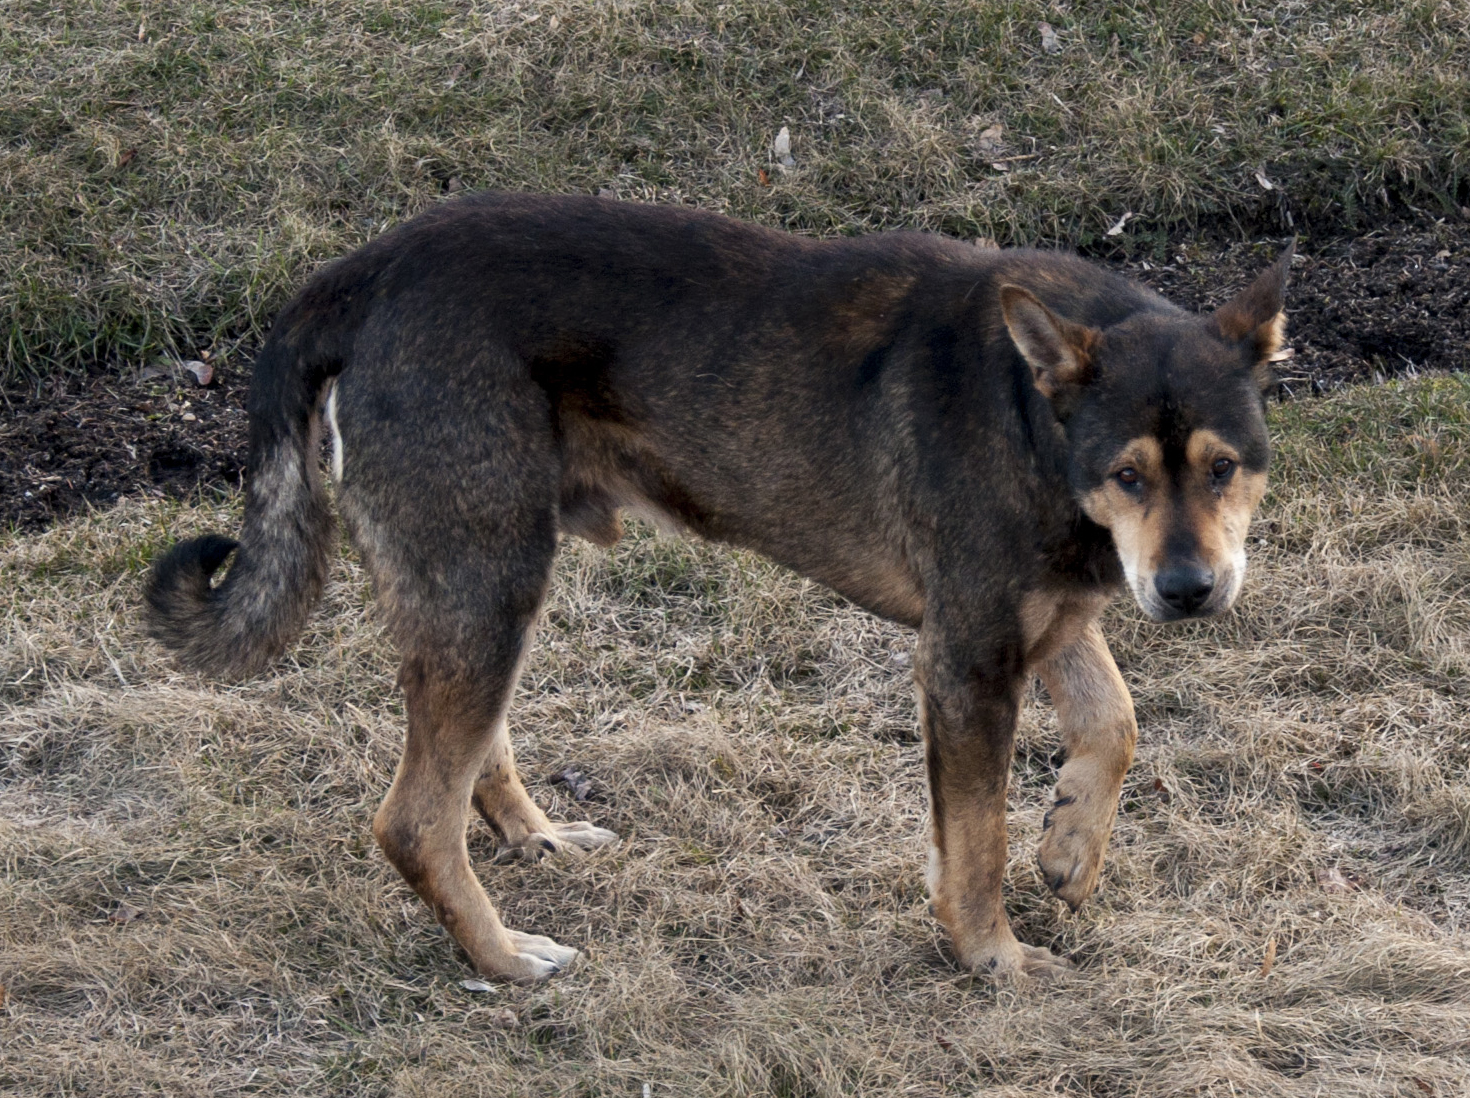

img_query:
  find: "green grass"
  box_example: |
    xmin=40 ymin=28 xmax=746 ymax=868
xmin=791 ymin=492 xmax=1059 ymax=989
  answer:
xmin=3 ymin=0 xmax=1468 ymax=382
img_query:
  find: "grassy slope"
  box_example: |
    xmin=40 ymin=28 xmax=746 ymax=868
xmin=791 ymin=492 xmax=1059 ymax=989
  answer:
xmin=2 ymin=377 xmax=1467 ymax=1096
xmin=3 ymin=0 xmax=1468 ymax=380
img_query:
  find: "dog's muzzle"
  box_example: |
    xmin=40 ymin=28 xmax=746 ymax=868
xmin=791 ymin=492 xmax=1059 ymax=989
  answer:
xmin=1133 ymin=554 xmax=1245 ymax=622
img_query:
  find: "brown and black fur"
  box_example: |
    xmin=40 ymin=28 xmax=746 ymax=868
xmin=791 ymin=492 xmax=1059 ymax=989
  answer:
xmin=145 ymin=192 xmax=1293 ymax=981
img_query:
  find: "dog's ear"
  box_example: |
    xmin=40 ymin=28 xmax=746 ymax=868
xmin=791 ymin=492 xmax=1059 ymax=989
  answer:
xmin=1212 ymin=240 xmax=1295 ymax=391
xmin=1000 ymin=285 xmax=1099 ymax=406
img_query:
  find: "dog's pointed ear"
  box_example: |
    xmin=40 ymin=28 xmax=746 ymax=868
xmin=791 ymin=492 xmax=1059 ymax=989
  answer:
xmin=1000 ymin=285 xmax=1099 ymax=405
xmin=1213 ymin=240 xmax=1295 ymax=391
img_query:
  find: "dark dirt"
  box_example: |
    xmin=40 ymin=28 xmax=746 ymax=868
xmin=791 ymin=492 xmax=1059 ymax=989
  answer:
xmin=3 ymin=216 xmax=1466 ymax=535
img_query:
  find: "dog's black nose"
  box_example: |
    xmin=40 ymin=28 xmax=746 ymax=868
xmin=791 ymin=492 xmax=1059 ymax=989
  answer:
xmin=1155 ymin=565 xmax=1215 ymax=615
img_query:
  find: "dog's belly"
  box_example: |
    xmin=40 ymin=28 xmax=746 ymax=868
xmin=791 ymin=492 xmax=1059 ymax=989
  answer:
xmin=555 ymin=413 xmax=926 ymax=629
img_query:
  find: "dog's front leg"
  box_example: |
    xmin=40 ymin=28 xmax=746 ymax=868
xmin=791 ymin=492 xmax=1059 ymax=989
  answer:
xmin=1035 ymin=622 xmax=1137 ymax=909
xmin=916 ymin=645 xmax=1071 ymax=980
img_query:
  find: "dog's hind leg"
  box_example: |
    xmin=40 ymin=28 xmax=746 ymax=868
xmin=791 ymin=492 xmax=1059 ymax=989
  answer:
xmin=375 ymin=648 xmax=581 ymax=982
xmin=341 ymin=351 xmax=592 ymax=981
xmin=472 ymin=728 xmax=618 ymax=863
xmin=1035 ymin=622 xmax=1137 ymax=910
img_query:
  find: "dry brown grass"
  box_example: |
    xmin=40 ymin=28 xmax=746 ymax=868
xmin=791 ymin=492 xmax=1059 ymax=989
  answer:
xmin=3 ymin=376 xmax=1469 ymax=1095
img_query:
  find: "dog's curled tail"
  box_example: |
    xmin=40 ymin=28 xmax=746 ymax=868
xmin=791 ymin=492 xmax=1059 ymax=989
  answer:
xmin=144 ymin=287 xmax=352 ymax=679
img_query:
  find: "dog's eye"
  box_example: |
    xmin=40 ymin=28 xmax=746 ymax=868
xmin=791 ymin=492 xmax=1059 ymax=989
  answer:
xmin=1116 ymin=467 xmax=1139 ymax=486
xmin=1211 ymin=457 xmax=1235 ymax=478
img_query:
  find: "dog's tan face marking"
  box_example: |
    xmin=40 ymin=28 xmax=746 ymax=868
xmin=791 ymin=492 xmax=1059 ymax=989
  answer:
xmin=1081 ymin=429 xmax=1266 ymax=621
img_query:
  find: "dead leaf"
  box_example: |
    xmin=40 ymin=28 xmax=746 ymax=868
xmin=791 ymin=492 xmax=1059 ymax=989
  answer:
xmin=772 ymin=126 xmax=795 ymax=169
xmin=110 ymin=902 xmax=144 ymax=925
xmin=0 ymin=983 xmax=8 ymax=1008
xmin=551 ymin=767 xmax=593 ymax=802
xmin=1254 ymin=168 xmax=1275 ymax=192
xmin=936 ymin=1034 xmax=954 ymax=1051
xmin=990 ymin=161 xmax=1010 ymax=173
xmin=117 ymin=148 xmax=138 ymax=169
xmin=1106 ymin=211 xmax=1135 ymax=236
xmin=1191 ymin=32 xmax=1205 ymax=46
xmin=1315 ymin=866 xmax=1356 ymax=894
xmin=1413 ymin=1079 xmax=1435 ymax=1095
xmin=1260 ymin=937 xmax=1277 ymax=976
xmin=460 ymin=978 xmax=497 ymax=993
xmin=549 ymin=14 xmax=560 ymax=31
xmin=1038 ymin=22 xmax=1061 ymax=54
xmin=1408 ymin=434 xmax=1442 ymax=460
xmin=973 ymin=122 xmax=1005 ymax=159
xmin=136 ymin=21 xmax=146 ymax=42
xmin=182 ymin=359 xmax=213 ymax=386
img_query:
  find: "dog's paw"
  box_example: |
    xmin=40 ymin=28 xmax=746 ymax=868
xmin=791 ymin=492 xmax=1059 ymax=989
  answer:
xmin=1014 ymin=943 xmax=1073 ymax=982
xmin=493 ymin=930 xmax=580 ymax=983
xmin=1036 ymin=791 xmax=1112 ymax=910
xmin=491 ymin=821 xmax=619 ymax=864
xmin=959 ymin=936 xmax=1073 ymax=983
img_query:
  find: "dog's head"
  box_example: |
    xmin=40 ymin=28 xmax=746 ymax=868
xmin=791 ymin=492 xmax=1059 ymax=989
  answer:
xmin=1001 ymin=244 xmax=1293 ymax=622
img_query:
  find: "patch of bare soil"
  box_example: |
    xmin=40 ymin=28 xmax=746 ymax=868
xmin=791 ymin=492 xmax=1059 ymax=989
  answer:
xmin=1114 ymin=219 xmax=1469 ymax=396
xmin=3 ymin=218 xmax=1466 ymax=534
xmin=1 ymin=365 xmax=250 ymax=535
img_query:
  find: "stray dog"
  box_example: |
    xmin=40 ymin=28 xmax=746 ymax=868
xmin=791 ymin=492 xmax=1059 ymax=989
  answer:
xmin=146 ymin=192 xmax=1292 ymax=981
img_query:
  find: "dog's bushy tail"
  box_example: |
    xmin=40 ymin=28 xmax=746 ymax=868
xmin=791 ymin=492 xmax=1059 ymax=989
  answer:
xmin=144 ymin=277 xmax=361 ymax=679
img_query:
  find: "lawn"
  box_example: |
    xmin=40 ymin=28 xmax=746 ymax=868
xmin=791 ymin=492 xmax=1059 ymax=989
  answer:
xmin=3 ymin=2 xmax=1469 ymax=1094
xmin=2 ymin=377 xmax=1467 ymax=1096
xmin=3 ymin=0 xmax=1468 ymax=381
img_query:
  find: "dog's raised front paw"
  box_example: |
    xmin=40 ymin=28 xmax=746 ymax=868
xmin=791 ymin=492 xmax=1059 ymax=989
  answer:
xmin=1037 ymin=789 xmax=1114 ymax=911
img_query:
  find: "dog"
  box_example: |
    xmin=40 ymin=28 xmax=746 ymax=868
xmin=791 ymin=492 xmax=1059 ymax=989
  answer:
xmin=145 ymin=192 xmax=1292 ymax=981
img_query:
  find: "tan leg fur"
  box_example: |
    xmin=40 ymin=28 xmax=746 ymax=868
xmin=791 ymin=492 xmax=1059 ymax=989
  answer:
xmin=1035 ymin=622 xmax=1137 ymax=909
xmin=919 ymin=686 xmax=1072 ymax=981
xmin=372 ymin=662 xmax=581 ymax=983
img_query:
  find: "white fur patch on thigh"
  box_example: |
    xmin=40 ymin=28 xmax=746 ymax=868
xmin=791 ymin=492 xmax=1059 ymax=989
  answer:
xmin=324 ymin=380 xmax=345 ymax=483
